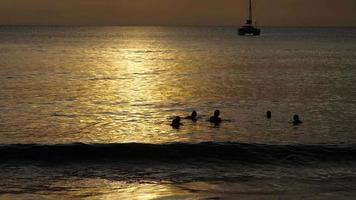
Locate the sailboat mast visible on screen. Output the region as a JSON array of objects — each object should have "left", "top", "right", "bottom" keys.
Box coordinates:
[{"left": 249, "top": 0, "right": 253, "bottom": 22}]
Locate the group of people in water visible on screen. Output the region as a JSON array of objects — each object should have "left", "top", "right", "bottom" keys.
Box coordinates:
[{"left": 171, "top": 110, "right": 303, "bottom": 129}]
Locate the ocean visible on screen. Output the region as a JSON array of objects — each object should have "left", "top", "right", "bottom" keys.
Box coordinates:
[{"left": 0, "top": 26, "right": 356, "bottom": 199}]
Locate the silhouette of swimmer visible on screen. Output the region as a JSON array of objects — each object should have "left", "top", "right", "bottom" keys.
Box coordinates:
[
  {"left": 171, "top": 116, "right": 183, "bottom": 129},
  {"left": 185, "top": 111, "right": 198, "bottom": 122},
  {"left": 209, "top": 110, "right": 222, "bottom": 125},
  {"left": 293, "top": 115, "right": 303, "bottom": 125},
  {"left": 266, "top": 111, "right": 272, "bottom": 119}
]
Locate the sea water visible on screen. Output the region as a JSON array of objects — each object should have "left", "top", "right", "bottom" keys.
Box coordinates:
[{"left": 0, "top": 27, "right": 356, "bottom": 199}]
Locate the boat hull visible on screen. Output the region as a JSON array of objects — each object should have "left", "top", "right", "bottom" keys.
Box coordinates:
[{"left": 238, "top": 26, "right": 261, "bottom": 36}]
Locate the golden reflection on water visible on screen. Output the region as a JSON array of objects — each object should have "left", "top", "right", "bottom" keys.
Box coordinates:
[
  {"left": 55, "top": 179, "right": 194, "bottom": 200},
  {"left": 50, "top": 178, "right": 254, "bottom": 199},
  {"left": 80, "top": 32, "right": 204, "bottom": 144},
  {"left": 96, "top": 183, "right": 190, "bottom": 200}
]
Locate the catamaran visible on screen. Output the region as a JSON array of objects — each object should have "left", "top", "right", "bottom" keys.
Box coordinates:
[{"left": 238, "top": 0, "right": 261, "bottom": 36}]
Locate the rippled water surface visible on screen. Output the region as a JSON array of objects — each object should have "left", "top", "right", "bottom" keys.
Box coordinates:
[
  {"left": 1, "top": 27, "right": 356, "bottom": 199},
  {"left": 1, "top": 27, "right": 356, "bottom": 144}
]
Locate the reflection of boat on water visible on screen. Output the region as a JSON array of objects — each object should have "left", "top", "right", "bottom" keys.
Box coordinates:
[{"left": 238, "top": 0, "right": 261, "bottom": 36}]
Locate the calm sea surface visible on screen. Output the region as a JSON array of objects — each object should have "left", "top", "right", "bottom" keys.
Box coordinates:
[{"left": 1, "top": 27, "right": 356, "bottom": 199}]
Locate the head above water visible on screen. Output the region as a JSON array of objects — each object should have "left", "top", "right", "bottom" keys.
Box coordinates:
[
  {"left": 267, "top": 111, "right": 272, "bottom": 118},
  {"left": 214, "top": 110, "right": 220, "bottom": 117},
  {"left": 293, "top": 115, "right": 300, "bottom": 121},
  {"left": 171, "top": 116, "right": 182, "bottom": 129},
  {"left": 192, "top": 111, "right": 197, "bottom": 118}
]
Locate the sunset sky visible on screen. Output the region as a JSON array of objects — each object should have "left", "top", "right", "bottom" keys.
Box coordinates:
[{"left": 1, "top": 0, "right": 356, "bottom": 26}]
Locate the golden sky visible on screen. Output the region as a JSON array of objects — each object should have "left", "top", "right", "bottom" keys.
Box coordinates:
[{"left": 1, "top": 0, "right": 355, "bottom": 26}]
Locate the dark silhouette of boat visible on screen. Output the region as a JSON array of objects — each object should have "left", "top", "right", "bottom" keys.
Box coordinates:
[{"left": 238, "top": 0, "right": 261, "bottom": 36}]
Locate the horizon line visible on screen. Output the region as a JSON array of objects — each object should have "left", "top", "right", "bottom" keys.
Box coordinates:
[{"left": 1, "top": 25, "right": 356, "bottom": 28}]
